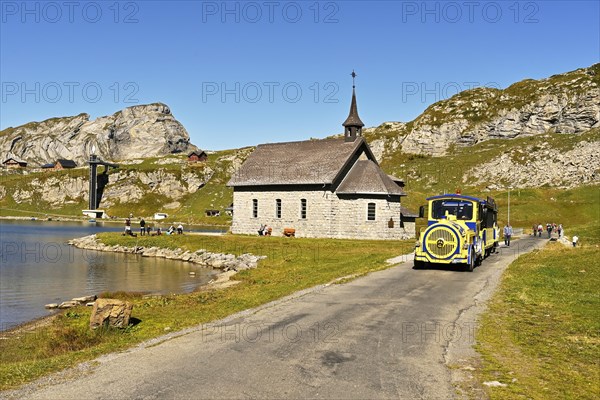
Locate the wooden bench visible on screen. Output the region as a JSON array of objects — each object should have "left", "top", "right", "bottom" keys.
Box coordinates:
[{"left": 283, "top": 228, "right": 296, "bottom": 237}]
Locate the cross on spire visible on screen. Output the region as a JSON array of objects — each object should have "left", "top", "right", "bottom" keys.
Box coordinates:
[{"left": 351, "top": 70, "right": 357, "bottom": 88}]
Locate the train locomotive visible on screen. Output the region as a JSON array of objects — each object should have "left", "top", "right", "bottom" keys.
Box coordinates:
[{"left": 414, "top": 194, "right": 499, "bottom": 271}]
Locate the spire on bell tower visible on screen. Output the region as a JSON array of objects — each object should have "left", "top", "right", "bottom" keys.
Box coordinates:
[{"left": 343, "top": 70, "right": 365, "bottom": 142}]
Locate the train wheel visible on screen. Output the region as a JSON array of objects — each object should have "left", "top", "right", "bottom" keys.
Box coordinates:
[
  {"left": 414, "top": 260, "right": 423, "bottom": 269},
  {"left": 467, "top": 250, "right": 475, "bottom": 272}
]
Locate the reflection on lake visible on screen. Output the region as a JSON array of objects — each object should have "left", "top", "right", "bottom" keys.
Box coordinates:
[{"left": 0, "top": 220, "right": 219, "bottom": 331}]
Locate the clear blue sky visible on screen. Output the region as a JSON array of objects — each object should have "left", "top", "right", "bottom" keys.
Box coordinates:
[{"left": 1, "top": 0, "right": 598, "bottom": 150}]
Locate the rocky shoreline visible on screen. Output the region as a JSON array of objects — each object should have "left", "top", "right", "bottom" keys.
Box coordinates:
[{"left": 68, "top": 234, "right": 266, "bottom": 289}]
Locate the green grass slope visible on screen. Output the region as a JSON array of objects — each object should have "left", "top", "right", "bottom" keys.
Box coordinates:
[{"left": 0, "top": 148, "right": 253, "bottom": 225}]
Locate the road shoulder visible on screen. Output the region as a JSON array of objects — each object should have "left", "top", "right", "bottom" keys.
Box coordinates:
[{"left": 444, "top": 236, "right": 548, "bottom": 398}]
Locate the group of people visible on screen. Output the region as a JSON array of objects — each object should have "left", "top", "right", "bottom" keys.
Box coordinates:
[
  {"left": 123, "top": 216, "right": 184, "bottom": 236},
  {"left": 531, "top": 222, "right": 579, "bottom": 247},
  {"left": 166, "top": 224, "right": 184, "bottom": 235},
  {"left": 258, "top": 224, "right": 272, "bottom": 236},
  {"left": 505, "top": 222, "right": 579, "bottom": 248},
  {"left": 138, "top": 218, "right": 154, "bottom": 236},
  {"left": 532, "top": 223, "right": 563, "bottom": 238}
]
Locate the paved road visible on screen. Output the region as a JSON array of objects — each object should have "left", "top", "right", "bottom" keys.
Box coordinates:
[{"left": 6, "top": 236, "right": 545, "bottom": 400}]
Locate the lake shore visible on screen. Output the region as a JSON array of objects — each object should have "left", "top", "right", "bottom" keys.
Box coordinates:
[
  {"left": 69, "top": 234, "right": 264, "bottom": 271},
  {"left": 0, "top": 210, "right": 232, "bottom": 229},
  {"left": 0, "top": 313, "right": 60, "bottom": 340},
  {"left": 0, "top": 233, "right": 411, "bottom": 390},
  {"left": 0, "top": 221, "right": 224, "bottom": 332}
]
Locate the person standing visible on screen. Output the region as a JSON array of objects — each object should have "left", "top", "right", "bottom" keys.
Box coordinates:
[
  {"left": 572, "top": 235, "right": 579, "bottom": 247},
  {"left": 558, "top": 224, "right": 563, "bottom": 238},
  {"left": 504, "top": 224, "right": 513, "bottom": 246},
  {"left": 140, "top": 218, "right": 146, "bottom": 236},
  {"left": 124, "top": 217, "right": 132, "bottom": 235},
  {"left": 537, "top": 224, "right": 543, "bottom": 237}
]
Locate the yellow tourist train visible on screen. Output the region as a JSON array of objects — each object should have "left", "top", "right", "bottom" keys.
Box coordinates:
[{"left": 414, "top": 193, "right": 499, "bottom": 271}]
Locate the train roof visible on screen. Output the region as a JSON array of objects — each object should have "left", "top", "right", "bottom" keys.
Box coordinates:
[{"left": 426, "top": 194, "right": 496, "bottom": 206}]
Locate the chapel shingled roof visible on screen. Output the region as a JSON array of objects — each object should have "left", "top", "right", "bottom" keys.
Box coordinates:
[
  {"left": 227, "top": 137, "right": 374, "bottom": 187},
  {"left": 400, "top": 206, "right": 419, "bottom": 218},
  {"left": 342, "top": 87, "right": 365, "bottom": 128},
  {"left": 336, "top": 160, "right": 406, "bottom": 196}
]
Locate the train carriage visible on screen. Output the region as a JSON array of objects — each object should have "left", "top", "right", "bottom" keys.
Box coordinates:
[{"left": 414, "top": 194, "right": 499, "bottom": 271}]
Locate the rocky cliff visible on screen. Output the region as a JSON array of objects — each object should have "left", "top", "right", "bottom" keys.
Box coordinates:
[
  {"left": 3, "top": 158, "right": 213, "bottom": 210},
  {"left": 0, "top": 147, "right": 252, "bottom": 222},
  {"left": 366, "top": 64, "right": 600, "bottom": 159},
  {"left": 0, "top": 103, "right": 199, "bottom": 166}
]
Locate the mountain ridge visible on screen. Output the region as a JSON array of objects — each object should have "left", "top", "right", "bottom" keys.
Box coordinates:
[
  {"left": 363, "top": 63, "right": 599, "bottom": 160},
  {"left": 0, "top": 103, "right": 199, "bottom": 166}
]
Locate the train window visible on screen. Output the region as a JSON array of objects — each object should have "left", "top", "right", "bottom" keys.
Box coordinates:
[
  {"left": 486, "top": 207, "right": 496, "bottom": 227},
  {"left": 431, "top": 200, "right": 473, "bottom": 220}
]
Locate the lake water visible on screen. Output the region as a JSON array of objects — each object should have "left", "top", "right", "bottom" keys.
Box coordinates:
[{"left": 0, "top": 220, "right": 221, "bottom": 331}]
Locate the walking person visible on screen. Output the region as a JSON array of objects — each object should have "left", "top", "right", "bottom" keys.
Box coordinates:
[
  {"left": 140, "top": 218, "right": 146, "bottom": 236},
  {"left": 558, "top": 224, "right": 563, "bottom": 238},
  {"left": 572, "top": 235, "right": 579, "bottom": 247},
  {"left": 537, "top": 224, "right": 543, "bottom": 237},
  {"left": 504, "top": 223, "right": 513, "bottom": 246}
]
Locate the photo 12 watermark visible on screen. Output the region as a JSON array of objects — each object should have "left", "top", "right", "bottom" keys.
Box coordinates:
[
  {"left": 200, "top": 321, "right": 340, "bottom": 344},
  {"left": 0, "top": 241, "right": 141, "bottom": 265},
  {"left": 401, "top": 81, "right": 501, "bottom": 103},
  {"left": 400, "top": 1, "right": 540, "bottom": 24},
  {"left": 200, "top": 1, "right": 340, "bottom": 24},
  {"left": 201, "top": 81, "right": 339, "bottom": 104},
  {"left": 1, "top": 1, "right": 140, "bottom": 24},
  {"left": 401, "top": 317, "right": 545, "bottom": 345},
  {"left": 1, "top": 81, "right": 140, "bottom": 104},
  {"left": 402, "top": 321, "right": 478, "bottom": 344}
]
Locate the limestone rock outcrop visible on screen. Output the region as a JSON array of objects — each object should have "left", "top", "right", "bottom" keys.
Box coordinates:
[
  {"left": 89, "top": 298, "right": 134, "bottom": 329},
  {"left": 464, "top": 138, "right": 600, "bottom": 189},
  {"left": 365, "top": 64, "right": 600, "bottom": 157},
  {"left": 1, "top": 103, "right": 199, "bottom": 165},
  {"left": 0, "top": 162, "right": 214, "bottom": 208}
]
